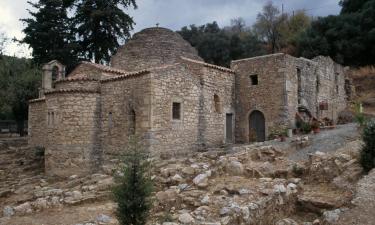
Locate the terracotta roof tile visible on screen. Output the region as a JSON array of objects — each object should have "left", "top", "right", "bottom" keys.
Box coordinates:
[{"left": 181, "top": 57, "right": 235, "bottom": 74}]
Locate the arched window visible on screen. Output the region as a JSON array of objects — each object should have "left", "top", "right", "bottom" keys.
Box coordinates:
[
  {"left": 214, "top": 94, "right": 221, "bottom": 113},
  {"left": 52, "top": 66, "right": 59, "bottom": 88},
  {"left": 129, "top": 109, "right": 136, "bottom": 135}
]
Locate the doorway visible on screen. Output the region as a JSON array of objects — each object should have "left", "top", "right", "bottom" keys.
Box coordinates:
[
  {"left": 225, "top": 113, "right": 233, "bottom": 143},
  {"left": 249, "top": 110, "right": 265, "bottom": 142}
]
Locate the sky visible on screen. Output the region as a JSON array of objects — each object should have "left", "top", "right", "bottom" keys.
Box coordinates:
[{"left": 0, "top": 0, "right": 342, "bottom": 58}]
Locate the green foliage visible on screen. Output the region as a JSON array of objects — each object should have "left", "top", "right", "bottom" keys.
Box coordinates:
[
  {"left": 297, "top": 0, "right": 375, "bottom": 66},
  {"left": 0, "top": 56, "right": 41, "bottom": 135},
  {"left": 360, "top": 120, "right": 375, "bottom": 173},
  {"left": 178, "top": 21, "right": 265, "bottom": 67},
  {"left": 354, "top": 102, "right": 367, "bottom": 126},
  {"left": 21, "top": 0, "right": 137, "bottom": 67},
  {"left": 268, "top": 126, "right": 288, "bottom": 139},
  {"left": 113, "top": 136, "right": 153, "bottom": 225},
  {"left": 21, "top": 0, "right": 79, "bottom": 70},
  {"left": 301, "top": 122, "right": 312, "bottom": 134},
  {"left": 73, "top": 0, "right": 137, "bottom": 63}
]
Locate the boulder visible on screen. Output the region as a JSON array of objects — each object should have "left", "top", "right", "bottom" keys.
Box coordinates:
[
  {"left": 276, "top": 218, "right": 298, "bottom": 225},
  {"left": 14, "top": 202, "right": 32, "bottom": 215},
  {"left": 178, "top": 213, "right": 195, "bottom": 224},
  {"left": 226, "top": 160, "right": 244, "bottom": 176},
  {"left": 3, "top": 206, "right": 14, "bottom": 217}
]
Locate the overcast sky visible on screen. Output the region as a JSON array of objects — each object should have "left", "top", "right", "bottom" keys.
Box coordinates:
[{"left": 0, "top": 0, "right": 341, "bottom": 58}]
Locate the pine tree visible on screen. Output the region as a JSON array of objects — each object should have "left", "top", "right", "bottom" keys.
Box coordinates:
[
  {"left": 21, "top": 0, "right": 78, "bottom": 70},
  {"left": 113, "top": 136, "right": 153, "bottom": 225},
  {"left": 73, "top": 0, "right": 137, "bottom": 63}
]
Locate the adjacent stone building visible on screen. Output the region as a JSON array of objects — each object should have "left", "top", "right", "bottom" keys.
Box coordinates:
[{"left": 28, "top": 27, "right": 351, "bottom": 177}]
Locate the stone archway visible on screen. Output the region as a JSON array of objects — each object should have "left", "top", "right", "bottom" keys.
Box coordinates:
[{"left": 249, "top": 110, "right": 265, "bottom": 142}]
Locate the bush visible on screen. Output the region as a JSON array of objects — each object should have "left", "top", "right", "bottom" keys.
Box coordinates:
[
  {"left": 301, "top": 122, "right": 312, "bottom": 134},
  {"left": 113, "top": 136, "right": 153, "bottom": 225},
  {"left": 360, "top": 120, "right": 375, "bottom": 173}
]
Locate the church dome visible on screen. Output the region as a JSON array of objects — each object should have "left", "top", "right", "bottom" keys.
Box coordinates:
[{"left": 110, "top": 27, "right": 203, "bottom": 71}]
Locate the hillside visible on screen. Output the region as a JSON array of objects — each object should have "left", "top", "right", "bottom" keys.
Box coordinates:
[{"left": 349, "top": 66, "right": 375, "bottom": 116}]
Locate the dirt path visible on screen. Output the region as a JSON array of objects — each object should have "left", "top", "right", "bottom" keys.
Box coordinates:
[{"left": 288, "top": 123, "right": 360, "bottom": 161}]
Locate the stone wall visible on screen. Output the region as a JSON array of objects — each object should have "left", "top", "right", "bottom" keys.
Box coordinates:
[
  {"left": 313, "top": 56, "right": 347, "bottom": 121},
  {"left": 54, "top": 79, "right": 99, "bottom": 90},
  {"left": 28, "top": 99, "right": 47, "bottom": 147},
  {"left": 44, "top": 91, "right": 101, "bottom": 177},
  {"left": 231, "top": 54, "right": 288, "bottom": 143},
  {"left": 148, "top": 61, "right": 235, "bottom": 156},
  {"left": 100, "top": 72, "right": 152, "bottom": 160}
]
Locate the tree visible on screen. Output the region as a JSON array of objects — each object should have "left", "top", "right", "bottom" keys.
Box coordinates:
[
  {"left": 253, "top": 2, "right": 287, "bottom": 53},
  {"left": 21, "top": 0, "right": 78, "bottom": 70},
  {"left": 72, "top": 0, "right": 137, "bottom": 64},
  {"left": 0, "top": 31, "right": 8, "bottom": 56},
  {"left": 297, "top": 0, "right": 375, "bottom": 66},
  {"left": 0, "top": 56, "right": 41, "bottom": 135},
  {"left": 360, "top": 120, "right": 375, "bottom": 173},
  {"left": 113, "top": 136, "right": 153, "bottom": 225}
]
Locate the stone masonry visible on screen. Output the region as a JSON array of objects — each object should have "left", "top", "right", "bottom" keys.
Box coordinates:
[{"left": 28, "top": 27, "right": 350, "bottom": 177}]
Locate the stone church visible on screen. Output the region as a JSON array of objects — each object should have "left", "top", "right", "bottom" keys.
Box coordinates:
[{"left": 28, "top": 27, "right": 350, "bottom": 177}]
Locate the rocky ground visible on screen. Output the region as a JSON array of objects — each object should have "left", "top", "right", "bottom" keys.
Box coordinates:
[{"left": 0, "top": 124, "right": 373, "bottom": 225}]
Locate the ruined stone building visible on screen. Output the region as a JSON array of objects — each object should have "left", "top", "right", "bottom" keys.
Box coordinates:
[{"left": 28, "top": 27, "right": 350, "bottom": 177}]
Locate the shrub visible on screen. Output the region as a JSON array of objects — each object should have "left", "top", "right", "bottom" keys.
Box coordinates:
[
  {"left": 301, "top": 122, "right": 312, "bottom": 134},
  {"left": 354, "top": 102, "right": 367, "bottom": 127},
  {"left": 360, "top": 120, "right": 375, "bottom": 173},
  {"left": 113, "top": 136, "right": 153, "bottom": 225}
]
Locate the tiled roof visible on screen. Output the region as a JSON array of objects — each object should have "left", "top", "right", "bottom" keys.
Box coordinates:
[
  {"left": 181, "top": 57, "right": 235, "bottom": 74},
  {"left": 29, "top": 98, "right": 46, "bottom": 103},
  {"left": 80, "top": 61, "right": 128, "bottom": 75},
  {"left": 100, "top": 70, "right": 150, "bottom": 83},
  {"left": 54, "top": 77, "right": 99, "bottom": 84},
  {"left": 44, "top": 88, "right": 100, "bottom": 95}
]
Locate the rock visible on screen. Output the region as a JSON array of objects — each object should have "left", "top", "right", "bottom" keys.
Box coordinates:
[
  {"left": 96, "top": 177, "right": 114, "bottom": 191},
  {"left": 3, "top": 206, "right": 14, "bottom": 217},
  {"left": 273, "top": 184, "right": 287, "bottom": 194},
  {"left": 156, "top": 188, "right": 179, "bottom": 205},
  {"left": 312, "top": 219, "right": 321, "bottom": 225},
  {"left": 14, "top": 202, "right": 32, "bottom": 215},
  {"left": 201, "top": 195, "right": 210, "bottom": 205},
  {"left": 226, "top": 160, "right": 244, "bottom": 175},
  {"left": 32, "top": 198, "right": 48, "bottom": 210},
  {"left": 182, "top": 166, "right": 195, "bottom": 176},
  {"left": 96, "top": 214, "right": 112, "bottom": 223},
  {"left": 221, "top": 216, "right": 231, "bottom": 225},
  {"left": 162, "top": 223, "right": 179, "bottom": 225},
  {"left": 193, "top": 173, "right": 209, "bottom": 188},
  {"left": 323, "top": 209, "right": 342, "bottom": 224},
  {"left": 178, "top": 213, "right": 195, "bottom": 224},
  {"left": 276, "top": 218, "right": 298, "bottom": 225},
  {"left": 69, "top": 174, "right": 78, "bottom": 179},
  {"left": 172, "top": 174, "right": 183, "bottom": 183},
  {"left": 286, "top": 183, "right": 298, "bottom": 195}
]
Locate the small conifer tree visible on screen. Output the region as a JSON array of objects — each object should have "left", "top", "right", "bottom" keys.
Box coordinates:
[
  {"left": 360, "top": 120, "right": 375, "bottom": 173},
  {"left": 113, "top": 136, "right": 153, "bottom": 225}
]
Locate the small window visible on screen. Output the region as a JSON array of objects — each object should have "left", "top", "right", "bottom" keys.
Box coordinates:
[
  {"left": 214, "top": 94, "right": 221, "bottom": 113},
  {"left": 108, "top": 112, "right": 113, "bottom": 129},
  {"left": 172, "top": 102, "right": 181, "bottom": 120},
  {"left": 250, "top": 75, "right": 258, "bottom": 85}
]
